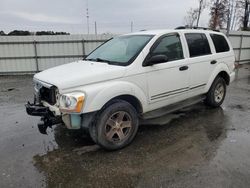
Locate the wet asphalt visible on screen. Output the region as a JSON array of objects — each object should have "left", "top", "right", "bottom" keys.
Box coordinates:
[{"left": 0, "top": 64, "right": 250, "bottom": 188}]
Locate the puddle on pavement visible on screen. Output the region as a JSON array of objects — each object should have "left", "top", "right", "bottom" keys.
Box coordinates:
[
  {"left": 33, "top": 104, "right": 230, "bottom": 187},
  {"left": 1, "top": 64, "right": 249, "bottom": 187}
]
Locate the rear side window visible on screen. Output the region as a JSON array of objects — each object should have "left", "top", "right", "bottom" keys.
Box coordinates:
[
  {"left": 185, "top": 33, "right": 211, "bottom": 57},
  {"left": 210, "top": 34, "right": 230, "bottom": 53}
]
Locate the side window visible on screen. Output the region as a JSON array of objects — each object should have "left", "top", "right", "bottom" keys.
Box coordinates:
[
  {"left": 210, "top": 34, "right": 230, "bottom": 53},
  {"left": 185, "top": 33, "right": 211, "bottom": 57},
  {"left": 151, "top": 34, "right": 184, "bottom": 61}
]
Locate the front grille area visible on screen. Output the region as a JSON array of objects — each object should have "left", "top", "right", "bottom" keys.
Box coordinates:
[{"left": 40, "top": 86, "right": 57, "bottom": 105}]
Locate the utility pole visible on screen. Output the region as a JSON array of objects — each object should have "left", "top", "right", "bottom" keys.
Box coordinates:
[
  {"left": 226, "top": 0, "right": 233, "bottom": 36},
  {"left": 86, "top": 0, "right": 90, "bottom": 34},
  {"left": 130, "top": 21, "right": 133, "bottom": 32},
  {"left": 95, "top": 21, "right": 97, "bottom": 35},
  {"left": 196, "top": 0, "right": 203, "bottom": 27}
]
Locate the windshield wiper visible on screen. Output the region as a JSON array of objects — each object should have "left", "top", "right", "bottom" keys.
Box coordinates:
[
  {"left": 96, "top": 58, "right": 111, "bottom": 63},
  {"left": 85, "top": 58, "right": 111, "bottom": 64},
  {"left": 84, "top": 58, "right": 96, "bottom": 62}
]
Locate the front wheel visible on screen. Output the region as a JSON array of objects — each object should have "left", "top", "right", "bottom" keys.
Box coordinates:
[
  {"left": 205, "top": 77, "right": 227, "bottom": 107},
  {"left": 90, "top": 100, "right": 139, "bottom": 150}
]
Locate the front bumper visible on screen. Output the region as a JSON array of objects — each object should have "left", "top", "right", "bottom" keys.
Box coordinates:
[
  {"left": 25, "top": 102, "right": 50, "bottom": 116},
  {"left": 25, "top": 102, "right": 62, "bottom": 134},
  {"left": 26, "top": 99, "right": 96, "bottom": 134}
]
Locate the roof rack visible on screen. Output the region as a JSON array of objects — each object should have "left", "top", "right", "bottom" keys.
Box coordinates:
[{"left": 175, "top": 26, "right": 220, "bottom": 32}]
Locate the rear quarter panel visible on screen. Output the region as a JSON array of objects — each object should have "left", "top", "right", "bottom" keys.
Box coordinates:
[{"left": 204, "top": 62, "right": 231, "bottom": 92}]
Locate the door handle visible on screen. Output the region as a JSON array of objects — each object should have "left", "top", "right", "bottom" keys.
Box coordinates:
[
  {"left": 210, "top": 60, "right": 217, "bottom": 64},
  {"left": 179, "top": 66, "right": 189, "bottom": 71}
]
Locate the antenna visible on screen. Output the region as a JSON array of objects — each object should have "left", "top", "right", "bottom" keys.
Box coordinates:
[{"left": 86, "top": 0, "right": 90, "bottom": 34}]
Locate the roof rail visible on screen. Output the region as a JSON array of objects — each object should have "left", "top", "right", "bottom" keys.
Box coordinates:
[{"left": 175, "top": 26, "right": 220, "bottom": 32}]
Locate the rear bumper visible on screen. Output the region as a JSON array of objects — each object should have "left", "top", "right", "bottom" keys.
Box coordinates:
[{"left": 229, "top": 71, "right": 236, "bottom": 83}]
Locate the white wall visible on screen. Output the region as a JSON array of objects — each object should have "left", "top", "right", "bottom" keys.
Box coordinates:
[
  {"left": 226, "top": 31, "right": 250, "bottom": 64},
  {"left": 0, "top": 31, "right": 249, "bottom": 74},
  {"left": 0, "top": 34, "right": 114, "bottom": 74}
]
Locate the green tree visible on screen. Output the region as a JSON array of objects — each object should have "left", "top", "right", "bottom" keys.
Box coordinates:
[
  {"left": 8, "top": 30, "right": 31, "bottom": 36},
  {"left": 36, "top": 31, "right": 70, "bottom": 35},
  {"left": 0, "top": 31, "right": 6, "bottom": 36}
]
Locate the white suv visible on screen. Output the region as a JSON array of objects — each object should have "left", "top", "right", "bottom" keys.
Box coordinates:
[{"left": 26, "top": 29, "right": 236, "bottom": 150}]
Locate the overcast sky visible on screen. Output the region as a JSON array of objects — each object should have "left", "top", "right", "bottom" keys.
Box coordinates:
[{"left": 0, "top": 0, "right": 210, "bottom": 34}]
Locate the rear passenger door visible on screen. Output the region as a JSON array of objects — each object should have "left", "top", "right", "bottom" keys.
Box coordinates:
[
  {"left": 209, "top": 33, "right": 234, "bottom": 71},
  {"left": 184, "top": 33, "right": 215, "bottom": 93}
]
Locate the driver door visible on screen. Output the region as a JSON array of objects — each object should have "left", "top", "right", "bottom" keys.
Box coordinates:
[{"left": 145, "top": 33, "right": 189, "bottom": 105}]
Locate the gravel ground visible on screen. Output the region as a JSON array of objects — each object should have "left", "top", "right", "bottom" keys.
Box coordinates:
[{"left": 0, "top": 64, "right": 249, "bottom": 188}]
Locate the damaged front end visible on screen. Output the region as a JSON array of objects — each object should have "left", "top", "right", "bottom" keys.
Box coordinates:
[
  {"left": 25, "top": 79, "right": 92, "bottom": 134},
  {"left": 25, "top": 79, "right": 62, "bottom": 134},
  {"left": 25, "top": 102, "right": 62, "bottom": 134}
]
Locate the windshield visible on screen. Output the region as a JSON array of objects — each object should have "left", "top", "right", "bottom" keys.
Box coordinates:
[{"left": 85, "top": 35, "right": 153, "bottom": 66}]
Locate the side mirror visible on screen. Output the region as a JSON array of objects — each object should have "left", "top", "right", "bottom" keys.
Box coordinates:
[{"left": 144, "top": 54, "right": 168, "bottom": 66}]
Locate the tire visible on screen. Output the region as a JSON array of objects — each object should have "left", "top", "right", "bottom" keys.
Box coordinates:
[
  {"left": 89, "top": 100, "right": 139, "bottom": 150},
  {"left": 88, "top": 122, "right": 97, "bottom": 144},
  {"left": 205, "top": 76, "right": 227, "bottom": 107}
]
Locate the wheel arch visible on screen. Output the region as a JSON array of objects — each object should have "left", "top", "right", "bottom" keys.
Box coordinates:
[
  {"left": 103, "top": 95, "right": 143, "bottom": 114},
  {"left": 217, "top": 71, "right": 230, "bottom": 85},
  {"left": 205, "top": 64, "right": 231, "bottom": 92},
  {"left": 82, "top": 81, "right": 148, "bottom": 114}
]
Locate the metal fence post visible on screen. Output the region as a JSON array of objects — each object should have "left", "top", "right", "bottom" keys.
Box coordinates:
[
  {"left": 82, "top": 39, "right": 86, "bottom": 59},
  {"left": 238, "top": 34, "right": 243, "bottom": 64},
  {"left": 33, "top": 40, "right": 39, "bottom": 72}
]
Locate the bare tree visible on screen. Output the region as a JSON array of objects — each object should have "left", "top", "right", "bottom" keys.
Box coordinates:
[
  {"left": 184, "top": 8, "right": 199, "bottom": 27},
  {"left": 230, "top": 0, "right": 241, "bottom": 30},
  {"left": 242, "top": 0, "right": 250, "bottom": 30},
  {"left": 232, "top": 0, "right": 250, "bottom": 30},
  {"left": 226, "top": 0, "right": 234, "bottom": 35},
  {"left": 184, "top": 0, "right": 207, "bottom": 27},
  {"left": 210, "top": 0, "right": 250, "bottom": 31},
  {"left": 209, "top": 0, "right": 229, "bottom": 29},
  {"left": 225, "top": 0, "right": 247, "bottom": 30}
]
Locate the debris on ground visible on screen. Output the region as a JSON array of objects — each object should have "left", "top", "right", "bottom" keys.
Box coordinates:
[
  {"left": 73, "top": 145, "right": 100, "bottom": 155},
  {"left": 1, "top": 88, "right": 16, "bottom": 92}
]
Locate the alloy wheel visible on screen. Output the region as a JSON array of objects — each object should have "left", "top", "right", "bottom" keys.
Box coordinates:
[
  {"left": 214, "top": 83, "right": 225, "bottom": 103},
  {"left": 104, "top": 111, "right": 132, "bottom": 142}
]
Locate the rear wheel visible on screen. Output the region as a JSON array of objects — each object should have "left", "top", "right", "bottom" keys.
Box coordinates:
[
  {"left": 205, "top": 77, "right": 226, "bottom": 107},
  {"left": 89, "top": 100, "right": 139, "bottom": 150}
]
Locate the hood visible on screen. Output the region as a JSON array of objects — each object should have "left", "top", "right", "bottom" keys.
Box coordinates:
[{"left": 34, "top": 60, "right": 127, "bottom": 89}]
